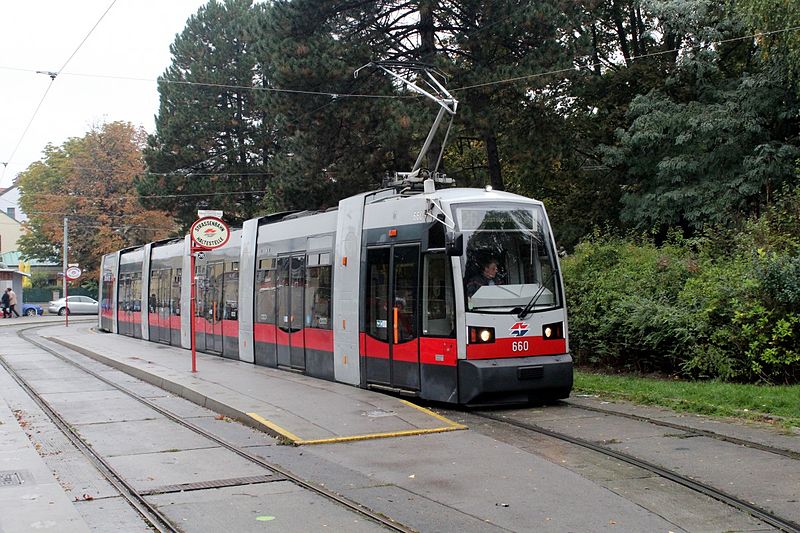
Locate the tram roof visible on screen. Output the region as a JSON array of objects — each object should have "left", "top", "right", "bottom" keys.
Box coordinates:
[{"left": 370, "top": 186, "right": 545, "bottom": 207}]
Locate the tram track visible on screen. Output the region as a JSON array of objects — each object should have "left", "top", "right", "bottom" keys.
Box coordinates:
[
  {"left": 468, "top": 408, "right": 800, "bottom": 533},
  {"left": 563, "top": 399, "right": 800, "bottom": 460},
  {"left": 4, "top": 323, "right": 416, "bottom": 533}
]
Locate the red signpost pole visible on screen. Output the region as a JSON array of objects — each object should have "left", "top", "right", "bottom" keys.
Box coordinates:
[
  {"left": 188, "top": 215, "right": 230, "bottom": 374},
  {"left": 64, "top": 278, "right": 69, "bottom": 328},
  {"left": 190, "top": 248, "right": 197, "bottom": 373}
]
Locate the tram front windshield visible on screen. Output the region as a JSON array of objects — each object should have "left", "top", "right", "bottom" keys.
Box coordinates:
[{"left": 454, "top": 203, "right": 560, "bottom": 313}]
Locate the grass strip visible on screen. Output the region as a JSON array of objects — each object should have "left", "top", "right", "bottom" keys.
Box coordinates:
[{"left": 574, "top": 371, "right": 800, "bottom": 430}]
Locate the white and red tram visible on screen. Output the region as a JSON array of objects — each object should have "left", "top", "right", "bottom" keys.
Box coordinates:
[{"left": 99, "top": 181, "right": 572, "bottom": 405}]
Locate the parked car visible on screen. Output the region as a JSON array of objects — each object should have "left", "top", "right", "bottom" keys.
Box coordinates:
[
  {"left": 21, "top": 303, "right": 43, "bottom": 316},
  {"left": 48, "top": 296, "right": 99, "bottom": 316}
]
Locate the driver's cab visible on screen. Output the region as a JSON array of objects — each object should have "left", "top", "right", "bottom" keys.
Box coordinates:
[{"left": 453, "top": 202, "right": 560, "bottom": 313}]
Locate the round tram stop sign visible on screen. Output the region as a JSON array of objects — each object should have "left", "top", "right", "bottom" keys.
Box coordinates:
[
  {"left": 65, "top": 266, "right": 82, "bottom": 281},
  {"left": 190, "top": 216, "right": 231, "bottom": 250}
]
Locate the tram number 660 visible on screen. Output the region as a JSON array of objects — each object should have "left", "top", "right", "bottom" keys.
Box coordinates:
[{"left": 512, "top": 341, "right": 529, "bottom": 352}]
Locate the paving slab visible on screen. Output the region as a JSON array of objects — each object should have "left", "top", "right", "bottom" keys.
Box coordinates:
[
  {"left": 0, "top": 389, "right": 90, "bottom": 533},
  {"left": 568, "top": 395, "right": 800, "bottom": 453},
  {"left": 147, "top": 482, "right": 388, "bottom": 532},
  {"left": 75, "top": 495, "right": 152, "bottom": 533},
  {"left": 106, "top": 447, "right": 271, "bottom": 493},
  {"left": 39, "top": 389, "right": 158, "bottom": 425},
  {"left": 301, "top": 431, "right": 683, "bottom": 532},
  {"left": 75, "top": 418, "right": 217, "bottom": 457}
]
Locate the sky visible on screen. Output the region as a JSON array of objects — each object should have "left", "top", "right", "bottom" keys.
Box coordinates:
[{"left": 0, "top": 0, "right": 210, "bottom": 189}]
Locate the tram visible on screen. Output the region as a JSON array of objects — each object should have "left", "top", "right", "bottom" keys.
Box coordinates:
[
  {"left": 98, "top": 63, "right": 571, "bottom": 405},
  {"left": 99, "top": 179, "right": 572, "bottom": 405}
]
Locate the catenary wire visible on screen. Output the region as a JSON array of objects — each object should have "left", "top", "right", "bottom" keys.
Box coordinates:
[
  {"left": 57, "top": 0, "right": 118, "bottom": 74},
  {"left": 2, "top": 24, "right": 797, "bottom": 98},
  {"left": 0, "top": 0, "right": 117, "bottom": 178},
  {"left": 451, "top": 24, "right": 800, "bottom": 92},
  {"left": 4, "top": 22, "right": 800, "bottom": 193}
]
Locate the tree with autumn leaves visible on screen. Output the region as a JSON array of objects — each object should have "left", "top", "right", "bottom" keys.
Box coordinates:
[{"left": 16, "top": 122, "right": 176, "bottom": 282}]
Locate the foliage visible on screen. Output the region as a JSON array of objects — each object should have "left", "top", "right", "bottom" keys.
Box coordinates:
[
  {"left": 601, "top": 5, "right": 800, "bottom": 234},
  {"left": 29, "top": 272, "right": 51, "bottom": 288},
  {"left": 564, "top": 192, "right": 800, "bottom": 384},
  {"left": 737, "top": 0, "right": 800, "bottom": 89},
  {"left": 140, "top": 0, "right": 271, "bottom": 228},
  {"left": 563, "top": 234, "right": 700, "bottom": 374},
  {"left": 17, "top": 122, "right": 176, "bottom": 280}
]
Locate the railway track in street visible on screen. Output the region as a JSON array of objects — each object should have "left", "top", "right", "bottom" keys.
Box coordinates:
[
  {"left": 2, "top": 323, "right": 415, "bottom": 533},
  {"left": 564, "top": 400, "right": 800, "bottom": 460},
  {"left": 467, "top": 405, "right": 800, "bottom": 533}
]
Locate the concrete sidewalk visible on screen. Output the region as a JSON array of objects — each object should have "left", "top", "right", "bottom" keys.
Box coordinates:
[
  {"left": 14, "top": 322, "right": 766, "bottom": 532},
  {"left": 46, "top": 324, "right": 465, "bottom": 445},
  {"left": 0, "top": 359, "right": 91, "bottom": 532}
]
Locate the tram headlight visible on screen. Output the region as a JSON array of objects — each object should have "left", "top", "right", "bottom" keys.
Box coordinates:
[
  {"left": 468, "top": 326, "right": 495, "bottom": 344},
  {"left": 542, "top": 321, "right": 563, "bottom": 340}
]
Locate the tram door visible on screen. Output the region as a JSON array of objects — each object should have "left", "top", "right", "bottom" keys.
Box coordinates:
[
  {"left": 363, "top": 245, "right": 420, "bottom": 391},
  {"left": 197, "top": 262, "right": 224, "bottom": 354},
  {"left": 276, "top": 255, "right": 306, "bottom": 370}
]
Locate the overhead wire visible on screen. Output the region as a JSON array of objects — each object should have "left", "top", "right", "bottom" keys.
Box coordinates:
[
  {"left": 2, "top": 23, "right": 797, "bottom": 99},
  {"left": 0, "top": 0, "right": 118, "bottom": 182},
  {"left": 6, "top": 21, "right": 800, "bottom": 212},
  {"left": 451, "top": 24, "right": 800, "bottom": 92},
  {"left": 26, "top": 189, "right": 272, "bottom": 201}
]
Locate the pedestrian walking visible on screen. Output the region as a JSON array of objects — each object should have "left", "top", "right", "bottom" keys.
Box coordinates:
[
  {"left": 7, "top": 288, "right": 19, "bottom": 317},
  {"left": 1, "top": 289, "right": 9, "bottom": 318}
]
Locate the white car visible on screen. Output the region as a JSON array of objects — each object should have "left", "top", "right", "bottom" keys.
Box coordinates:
[{"left": 48, "top": 296, "right": 99, "bottom": 316}]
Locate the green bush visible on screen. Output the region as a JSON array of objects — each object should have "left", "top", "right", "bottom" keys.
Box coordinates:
[
  {"left": 563, "top": 235, "right": 699, "bottom": 373},
  {"left": 756, "top": 252, "right": 800, "bottom": 309},
  {"left": 563, "top": 228, "right": 800, "bottom": 384}
]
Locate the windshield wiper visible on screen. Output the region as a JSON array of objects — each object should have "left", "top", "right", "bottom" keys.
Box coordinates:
[{"left": 517, "top": 269, "right": 557, "bottom": 320}]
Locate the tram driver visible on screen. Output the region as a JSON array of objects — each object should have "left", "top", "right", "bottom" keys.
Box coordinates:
[{"left": 466, "top": 258, "right": 502, "bottom": 297}]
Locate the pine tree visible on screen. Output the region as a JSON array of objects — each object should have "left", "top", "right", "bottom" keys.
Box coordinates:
[{"left": 139, "top": 0, "right": 271, "bottom": 228}]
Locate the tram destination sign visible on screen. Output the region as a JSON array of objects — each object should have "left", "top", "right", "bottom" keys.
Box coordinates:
[{"left": 191, "top": 216, "right": 231, "bottom": 250}]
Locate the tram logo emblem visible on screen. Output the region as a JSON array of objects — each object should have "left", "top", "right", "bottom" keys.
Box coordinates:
[{"left": 510, "top": 322, "right": 529, "bottom": 337}]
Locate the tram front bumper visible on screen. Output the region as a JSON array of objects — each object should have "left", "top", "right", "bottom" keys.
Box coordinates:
[{"left": 458, "top": 354, "right": 573, "bottom": 405}]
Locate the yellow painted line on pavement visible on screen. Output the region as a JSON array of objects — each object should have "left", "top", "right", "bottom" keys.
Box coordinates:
[
  {"left": 297, "top": 425, "right": 464, "bottom": 445},
  {"left": 246, "top": 412, "right": 303, "bottom": 443},
  {"left": 249, "top": 400, "right": 467, "bottom": 446},
  {"left": 399, "top": 399, "right": 468, "bottom": 429}
]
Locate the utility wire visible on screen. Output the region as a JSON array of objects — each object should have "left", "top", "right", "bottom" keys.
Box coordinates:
[
  {"left": 452, "top": 24, "right": 800, "bottom": 92},
  {"left": 4, "top": 21, "right": 800, "bottom": 192},
  {"left": 0, "top": 80, "right": 56, "bottom": 183},
  {"left": 3, "top": 24, "right": 797, "bottom": 99},
  {"left": 58, "top": 0, "right": 118, "bottom": 73},
  {"left": 0, "top": 0, "right": 117, "bottom": 179},
  {"left": 26, "top": 189, "right": 271, "bottom": 200}
]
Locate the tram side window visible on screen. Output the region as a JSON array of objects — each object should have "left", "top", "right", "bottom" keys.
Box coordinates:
[
  {"left": 195, "top": 264, "right": 205, "bottom": 318},
  {"left": 223, "top": 262, "right": 239, "bottom": 320},
  {"left": 131, "top": 272, "right": 142, "bottom": 312},
  {"left": 276, "top": 257, "right": 291, "bottom": 329},
  {"left": 423, "top": 253, "right": 455, "bottom": 337},
  {"left": 290, "top": 256, "right": 306, "bottom": 332},
  {"left": 118, "top": 274, "right": 128, "bottom": 311},
  {"left": 102, "top": 269, "right": 114, "bottom": 314},
  {"left": 148, "top": 270, "right": 159, "bottom": 313},
  {"left": 306, "top": 254, "right": 332, "bottom": 330},
  {"left": 366, "top": 249, "right": 390, "bottom": 341},
  {"left": 255, "top": 258, "right": 276, "bottom": 324},
  {"left": 172, "top": 269, "right": 181, "bottom": 316},
  {"left": 207, "top": 262, "right": 224, "bottom": 322}
]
